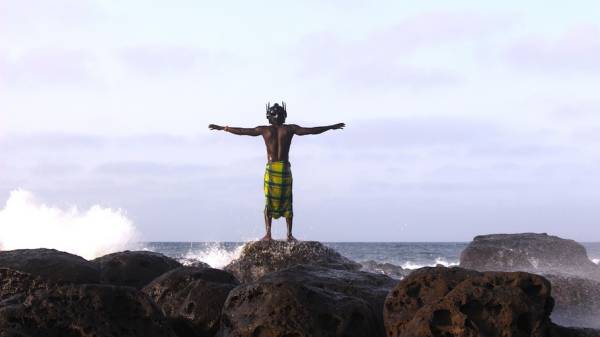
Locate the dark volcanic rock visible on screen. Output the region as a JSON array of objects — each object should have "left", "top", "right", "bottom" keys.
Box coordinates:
[
  {"left": 384, "top": 266, "right": 555, "bottom": 337},
  {"left": 143, "top": 266, "right": 239, "bottom": 337},
  {"left": 0, "top": 283, "right": 177, "bottom": 337},
  {"left": 459, "top": 233, "right": 600, "bottom": 279},
  {"left": 0, "top": 268, "right": 50, "bottom": 304},
  {"left": 550, "top": 325, "right": 600, "bottom": 337},
  {"left": 224, "top": 240, "right": 361, "bottom": 283},
  {"left": 93, "top": 250, "right": 181, "bottom": 289},
  {"left": 220, "top": 264, "right": 396, "bottom": 337},
  {"left": 360, "top": 260, "right": 411, "bottom": 279},
  {"left": 545, "top": 274, "right": 600, "bottom": 329},
  {"left": 0, "top": 248, "right": 99, "bottom": 284},
  {"left": 178, "top": 257, "right": 211, "bottom": 268}
]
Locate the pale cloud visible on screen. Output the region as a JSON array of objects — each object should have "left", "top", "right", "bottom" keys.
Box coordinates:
[
  {"left": 118, "top": 46, "right": 212, "bottom": 77},
  {"left": 95, "top": 161, "right": 209, "bottom": 176},
  {"left": 0, "top": 0, "right": 103, "bottom": 33},
  {"left": 294, "top": 10, "right": 512, "bottom": 89},
  {"left": 0, "top": 49, "right": 95, "bottom": 88},
  {"left": 507, "top": 25, "right": 600, "bottom": 74}
]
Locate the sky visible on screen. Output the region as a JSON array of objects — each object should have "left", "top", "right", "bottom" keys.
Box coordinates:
[{"left": 1, "top": 0, "right": 600, "bottom": 242}]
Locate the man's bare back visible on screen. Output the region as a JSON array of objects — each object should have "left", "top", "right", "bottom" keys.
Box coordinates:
[{"left": 208, "top": 102, "right": 344, "bottom": 241}]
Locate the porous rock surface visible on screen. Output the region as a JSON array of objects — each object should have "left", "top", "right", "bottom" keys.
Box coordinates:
[
  {"left": 0, "top": 268, "right": 50, "bottom": 304},
  {"left": 0, "top": 248, "right": 99, "bottom": 284},
  {"left": 460, "top": 233, "right": 600, "bottom": 329},
  {"left": 224, "top": 240, "right": 361, "bottom": 283},
  {"left": 143, "top": 266, "right": 239, "bottom": 337},
  {"left": 384, "top": 266, "right": 555, "bottom": 337},
  {"left": 93, "top": 250, "right": 181, "bottom": 289},
  {"left": 220, "top": 264, "right": 396, "bottom": 337},
  {"left": 459, "top": 233, "right": 600, "bottom": 279},
  {"left": 0, "top": 283, "right": 177, "bottom": 337}
]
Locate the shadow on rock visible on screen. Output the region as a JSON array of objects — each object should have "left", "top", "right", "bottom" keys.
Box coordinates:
[
  {"left": 143, "top": 266, "right": 239, "bottom": 337},
  {"left": 93, "top": 250, "right": 181, "bottom": 289},
  {"left": 220, "top": 264, "right": 396, "bottom": 337},
  {"left": 0, "top": 283, "right": 177, "bottom": 337},
  {"left": 0, "top": 248, "right": 99, "bottom": 284}
]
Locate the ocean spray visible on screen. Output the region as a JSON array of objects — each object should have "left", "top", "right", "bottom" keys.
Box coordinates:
[{"left": 0, "top": 189, "right": 138, "bottom": 260}]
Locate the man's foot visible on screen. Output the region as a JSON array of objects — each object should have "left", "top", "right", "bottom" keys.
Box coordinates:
[
  {"left": 261, "top": 234, "right": 272, "bottom": 241},
  {"left": 287, "top": 235, "right": 297, "bottom": 242}
]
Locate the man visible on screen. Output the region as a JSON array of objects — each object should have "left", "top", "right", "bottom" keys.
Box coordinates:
[{"left": 209, "top": 102, "right": 345, "bottom": 241}]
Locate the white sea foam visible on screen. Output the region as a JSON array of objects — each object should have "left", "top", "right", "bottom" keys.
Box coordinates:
[
  {"left": 181, "top": 243, "right": 245, "bottom": 269},
  {"left": 401, "top": 257, "right": 459, "bottom": 270},
  {"left": 593, "top": 258, "right": 600, "bottom": 265},
  {"left": 0, "top": 189, "right": 138, "bottom": 260}
]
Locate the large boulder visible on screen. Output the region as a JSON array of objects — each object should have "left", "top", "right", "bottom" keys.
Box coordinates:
[
  {"left": 220, "top": 264, "right": 396, "bottom": 337},
  {"left": 143, "top": 266, "right": 239, "bottom": 337},
  {"left": 93, "top": 250, "right": 181, "bottom": 289},
  {"left": 384, "top": 266, "right": 555, "bottom": 337},
  {"left": 0, "top": 283, "right": 177, "bottom": 337},
  {"left": 459, "top": 233, "right": 600, "bottom": 279},
  {"left": 224, "top": 240, "right": 361, "bottom": 283},
  {"left": 0, "top": 249, "right": 99, "bottom": 284},
  {"left": 545, "top": 274, "right": 600, "bottom": 329}
]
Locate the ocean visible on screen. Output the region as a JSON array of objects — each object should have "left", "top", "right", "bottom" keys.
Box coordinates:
[{"left": 140, "top": 241, "right": 600, "bottom": 270}]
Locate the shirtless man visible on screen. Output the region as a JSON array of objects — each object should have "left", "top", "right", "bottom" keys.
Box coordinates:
[{"left": 209, "top": 102, "right": 345, "bottom": 241}]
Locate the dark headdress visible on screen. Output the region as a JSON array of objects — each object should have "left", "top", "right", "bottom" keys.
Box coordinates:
[{"left": 266, "top": 101, "right": 287, "bottom": 120}]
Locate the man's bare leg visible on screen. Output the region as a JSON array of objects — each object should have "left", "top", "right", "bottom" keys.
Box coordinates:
[
  {"left": 286, "top": 216, "right": 296, "bottom": 242},
  {"left": 262, "top": 208, "right": 272, "bottom": 241}
]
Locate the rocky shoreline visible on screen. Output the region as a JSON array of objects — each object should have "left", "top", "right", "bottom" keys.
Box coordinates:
[{"left": 1, "top": 234, "right": 599, "bottom": 337}]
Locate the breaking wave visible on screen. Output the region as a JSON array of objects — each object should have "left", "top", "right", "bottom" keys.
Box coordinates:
[
  {"left": 593, "top": 258, "right": 599, "bottom": 265},
  {"left": 0, "top": 189, "right": 138, "bottom": 260},
  {"left": 179, "top": 243, "right": 245, "bottom": 269},
  {"left": 400, "top": 257, "right": 459, "bottom": 270}
]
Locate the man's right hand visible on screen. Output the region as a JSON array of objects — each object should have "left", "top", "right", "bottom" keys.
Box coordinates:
[
  {"left": 209, "top": 124, "right": 224, "bottom": 131},
  {"left": 331, "top": 123, "right": 346, "bottom": 130}
]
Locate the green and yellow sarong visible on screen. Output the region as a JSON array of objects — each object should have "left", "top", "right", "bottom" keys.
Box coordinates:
[{"left": 264, "top": 161, "right": 293, "bottom": 219}]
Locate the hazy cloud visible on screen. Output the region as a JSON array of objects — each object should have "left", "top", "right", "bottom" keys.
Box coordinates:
[
  {"left": 119, "top": 46, "right": 212, "bottom": 77},
  {"left": 95, "top": 161, "right": 209, "bottom": 176},
  {"left": 0, "top": 49, "right": 95, "bottom": 88},
  {"left": 295, "top": 10, "right": 512, "bottom": 89},
  {"left": 507, "top": 25, "right": 600, "bottom": 74}
]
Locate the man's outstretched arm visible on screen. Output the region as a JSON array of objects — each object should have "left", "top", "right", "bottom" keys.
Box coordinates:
[
  {"left": 292, "top": 123, "right": 345, "bottom": 136},
  {"left": 208, "top": 124, "right": 263, "bottom": 136}
]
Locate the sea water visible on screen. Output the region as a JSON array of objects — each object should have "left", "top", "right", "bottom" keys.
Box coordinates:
[{"left": 140, "top": 241, "right": 600, "bottom": 270}]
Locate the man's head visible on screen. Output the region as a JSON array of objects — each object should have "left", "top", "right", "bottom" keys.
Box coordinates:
[{"left": 266, "top": 102, "right": 287, "bottom": 125}]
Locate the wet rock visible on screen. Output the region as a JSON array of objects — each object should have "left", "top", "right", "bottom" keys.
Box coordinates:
[
  {"left": 178, "top": 258, "right": 211, "bottom": 268},
  {"left": 224, "top": 240, "right": 361, "bottom": 283},
  {"left": 143, "top": 266, "right": 239, "bottom": 337},
  {"left": 220, "top": 264, "right": 396, "bottom": 337},
  {"left": 93, "top": 250, "right": 181, "bottom": 289},
  {"left": 0, "top": 283, "right": 177, "bottom": 337},
  {"left": 459, "top": 233, "right": 600, "bottom": 279},
  {"left": 384, "top": 266, "right": 555, "bottom": 337},
  {"left": 0, "top": 249, "right": 99, "bottom": 284},
  {"left": 545, "top": 274, "right": 600, "bottom": 329},
  {"left": 360, "top": 260, "right": 411, "bottom": 279}
]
